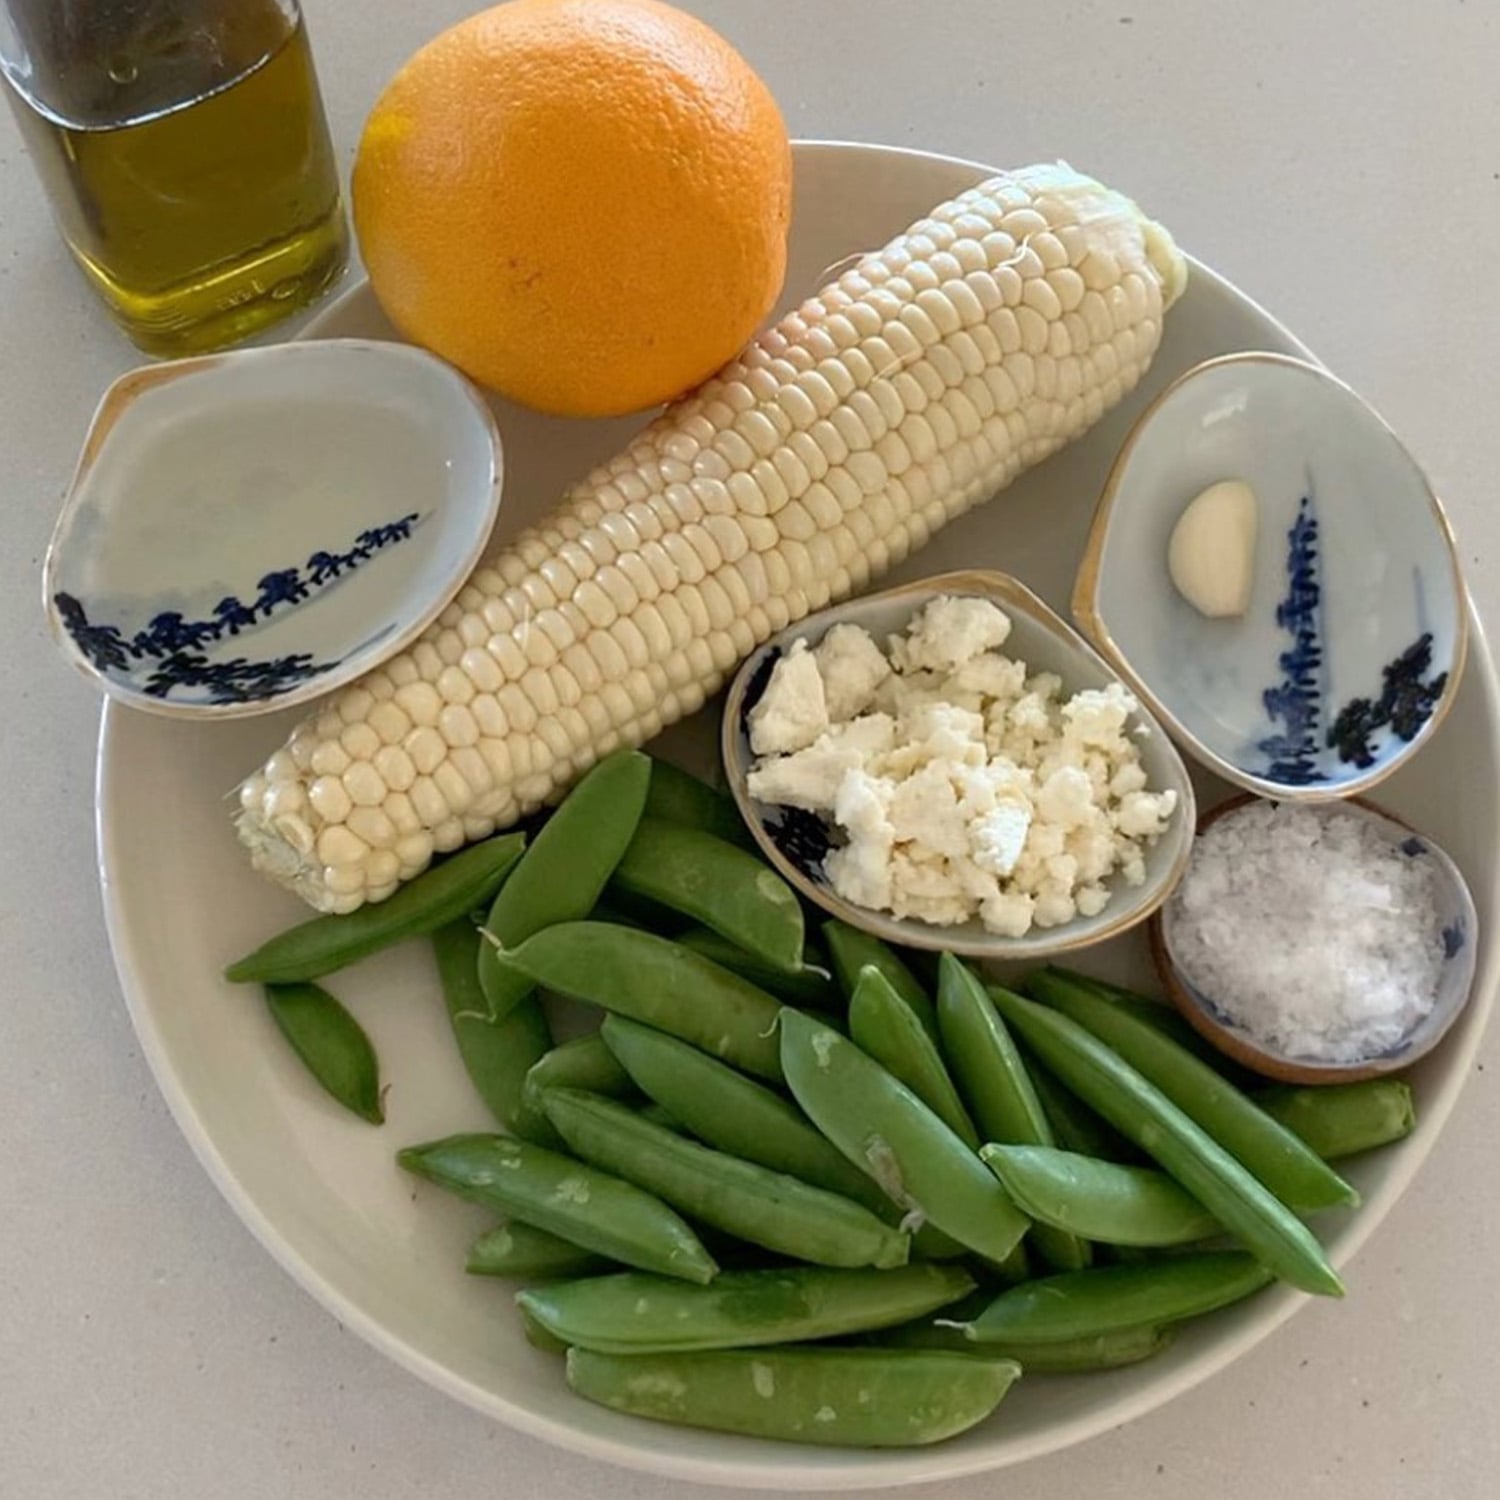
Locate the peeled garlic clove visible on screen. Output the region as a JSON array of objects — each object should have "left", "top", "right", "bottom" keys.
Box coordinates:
[{"left": 1167, "top": 479, "right": 1259, "bottom": 618}]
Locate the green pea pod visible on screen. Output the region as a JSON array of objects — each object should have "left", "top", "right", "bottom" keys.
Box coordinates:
[
  {"left": 877, "top": 1303, "right": 1176, "bottom": 1371},
  {"left": 599, "top": 1015, "right": 898, "bottom": 1222},
  {"left": 432, "top": 920, "right": 553, "bottom": 1142},
  {"left": 980, "top": 1145, "right": 1219, "bottom": 1248},
  {"left": 1255, "top": 1079, "right": 1416, "bottom": 1161},
  {"left": 226, "top": 832, "right": 527, "bottom": 983},
  {"left": 523, "top": 1033, "right": 635, "bottom": 1114},
  {"left": 1025, "top": 971, "right": 1358, "bottom": 1214},
  {"left": 609, "top": 819, "right": 805, "bottom": 974},
  {"left": 963, "top": 1251, "right": 1274, "bottom": 1345},
  {"left": 644, "top": 758, "right": 756, "bottom": 849},
  {"left": 936, "top": 956, "right": 1090, "bottom": 1272},
  {"left": 988, "top": 988, "right": 1343, "bottom": 1297},
  {"left": 476, "top": 752, "right": 651, "bottom": 1021},
  {"left": 1025, "top": 1055, "right": 1139, "bottom": 1164},
  {"left": 521, "top": 1309, "right": 569, "bottom": 1355},
  {"left": 822, "top": 921, "right": 938, "bottom": 1040},
  {"left": 676, "top": 926, "right": 841, "bottom": 1010},
  {"left": 520, "top": 1263, "right": 974, "bottom": 1354},
  {"left": 399, "top": 1133, "right": 717, "bottom": 1284},
  {"left": 566, "top": 1345, "right": 1022, "bottom": 1447},
  {"left": 541, "top": 1089, "right": 909, "bottom": 1270},
  {"left": 467, "top": 1222, "right": 611, "bottom": 1279},
  {"left": 779, "top": 1010, "right": 1029, "bottom": 1266},
  {"left": 263, "top": 981, "right": 383, "bottom": 1124},
  {"left": 850, "top": 967, "right": 979, "bottom": 1147},
  {"left": 494, "top": 923, "right": 783, "bottom": 1080},
  {"left": 638, "top": 1101, "right": 685, "bottom": 1133}
]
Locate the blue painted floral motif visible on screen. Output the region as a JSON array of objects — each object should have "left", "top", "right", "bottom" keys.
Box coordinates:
[
  {"left": 1325, "top": 633, "right": 1448, "bottom": 770},
  {"left": 54, "top": 510, "right": 421, "bottom": 705},
  {"left": 1257, "top": 497, "right": 1325, "bottom": 784}
]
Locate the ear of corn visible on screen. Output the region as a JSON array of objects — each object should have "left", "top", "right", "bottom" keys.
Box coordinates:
[{"left": 237, "top": 163, "right": 1187, "bottom": 911}]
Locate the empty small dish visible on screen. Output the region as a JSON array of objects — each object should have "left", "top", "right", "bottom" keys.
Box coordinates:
[
  {"left": 43, "top": 338, "right": 502, "bottom": 719},
  {"left": 721, "top": 569, "right": 1197, "bottom": 962},
  {"left": 1150, "top": 794, "right": 1478, "bottom": 1084},
  {"left": 1073, "top": 352, "right": 1467, "bottom": 800}
]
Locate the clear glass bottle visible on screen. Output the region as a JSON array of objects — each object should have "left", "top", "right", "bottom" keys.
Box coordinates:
[{"left": 1, "top": 0, "right": 348, "bottom": 355}]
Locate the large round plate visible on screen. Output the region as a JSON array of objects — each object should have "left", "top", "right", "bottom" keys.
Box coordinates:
[{"left": 97, "top": 143, "right": 1498, "bottom": 1489}]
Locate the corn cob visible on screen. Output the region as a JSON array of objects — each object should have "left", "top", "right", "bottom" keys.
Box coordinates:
[{"left": 237, "top": 163, "right": 1187, "bottom": 911}]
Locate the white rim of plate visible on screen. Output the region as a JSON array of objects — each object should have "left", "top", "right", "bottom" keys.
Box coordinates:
[{"left": 94, "top": 140, "right": 1500, "bottom": 1490}]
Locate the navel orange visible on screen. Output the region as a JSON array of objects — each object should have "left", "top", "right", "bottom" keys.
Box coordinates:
[{"left": 352, "top": 0, "right": 793, "bottom": 418}]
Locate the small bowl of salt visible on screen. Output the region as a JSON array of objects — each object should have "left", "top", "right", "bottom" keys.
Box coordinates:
[{"left": 1150, "top": 794, "right": 1478, "bottom": 1083}]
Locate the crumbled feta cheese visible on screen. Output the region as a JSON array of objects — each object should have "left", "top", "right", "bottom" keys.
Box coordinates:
[
  {"left": 892, "top": 596, "right": 1013, "bottom": 674},
  {"left": 748, "top": 641, "right": 828, "bottom": 755},
  {"left": 745, "top": 715, "right": 896, "bottom": 810},
  {"left": 823, "top": 771, "right": 896, "bottom": 909},
  {"left": 815, "top": 624, "right": 892, "bottom": 722},
  {"left": 744, "top": 595, "right": 1177, "bottom": 938},
  {"left": 971, "top": 802, "right": 1032, "bottom": 878}
]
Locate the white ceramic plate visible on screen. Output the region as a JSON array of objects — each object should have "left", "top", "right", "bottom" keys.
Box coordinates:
[{"left": 96, "top": 142, "right": 1498, "bottom": 1490}]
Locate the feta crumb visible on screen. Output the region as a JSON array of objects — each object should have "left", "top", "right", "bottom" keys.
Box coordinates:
[
  {"left": 971, "top": 802, "right": 1032, "bottom": 878},
  {"left": 815, "top": 624, "right": 892, "bottom": 721},
  {"left": 748, "top": 640, "right": 829, "bottom": 755},
  {"left": 892, "top": 596, "right": 1013, "bottom": 674}
]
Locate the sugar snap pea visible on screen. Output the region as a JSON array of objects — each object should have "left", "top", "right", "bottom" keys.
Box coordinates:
[
  {"left": 521, "top": 1309, "right": 569, "bottom": 1354},
  {"left": 600, "top": 1021, "right": 963, "bottom": 1258},
  {"left": 398, "top": 1133, "right": 717, "bottom": 1284},
  {"left": 981, "top": 1145, "right": 1220, "bottom": 1248},
  {"left": 467, "top": 1221, "right": 611, "bottom": 1279},
  {"left": 850, "top": 967, "right": 979, "bottom": 1147},
  {"left": 541, "top": 1089, "right": 909, "bottom": 1270},
  {"left": 599, "top": 1015, "right": 899, "bottom": 1221},
  {"left": 263, "top": 981, "right": 383, "bottom": 1124},
  {"left": 822, "top": 921, "right": 938, "bottom": 1040},
  {"left": 523, "top": 1033, "right": 635, "bottom": 1114},
  {"left": 877, "top": 1304, "right": 1176, "bottom": 1371},
  {"left": 780, "top": 1010, "right": 1029, "bottom": 1266},
  {"left": 962, "top": 1252, "right": 1273, "bottom": 1345},
  {"left": 495, "top": 923, "right": 783, "bottom": 1079},
  {"left": 520, "top": 1263, "right": 974, "bottom": 1354},
  {"left": 226, "top": 832, "right": 526, "bottom": 983},
  {"left": 1025, "top": 1055, "right": 1138, "bottom": 1164},
  {"left": 432, "top": 920, "right": 553, "bottom": 1142},
  {"left": 1026, "top": 971, "right": 1358, "bottom": 1214},
  {"left": 676, "top": 926, "right": 841, "bottom": 1010},
  {"left": 565, "top": 1345, "right": 1021, "bottom": 1447},
  {"left": 609, "top": 819, "right": 805, "bottom": 973},
  {"left": 475, "top": 751, "right": 650, "bottom": 1021},
  {"left": 643, "top": 758, "right": 756, "bottom": 849},
  {"left": 936, "top": 956, "right": 1090, "bottom": 1272},
  {"left": 1255, "top": 1079, "right": 1416, "bottom": 1161},
  {"left": 988, "top": 989, "right": 1343, "bottom": 1297}
]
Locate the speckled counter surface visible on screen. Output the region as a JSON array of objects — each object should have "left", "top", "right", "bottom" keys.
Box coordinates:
[{"left": 3, "top": 2, "right": 1497, "bottom": 1495}]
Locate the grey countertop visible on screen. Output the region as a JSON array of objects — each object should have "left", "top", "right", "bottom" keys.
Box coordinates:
[{"left": 3, "top": 2, "right": 1497, "bottom": 1495}]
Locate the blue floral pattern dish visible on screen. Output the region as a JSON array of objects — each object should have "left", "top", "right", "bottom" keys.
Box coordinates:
[
  {"left": 43, "top": 339, "right": 502, "bottom": 720},
  {"left": 1073, "top": 352, "right": 1467, "bottom": 801}
]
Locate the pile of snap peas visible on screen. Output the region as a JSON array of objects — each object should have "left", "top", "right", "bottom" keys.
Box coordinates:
[{"left": 226, "top": 751, "right": 1419, "bottom": 1450}]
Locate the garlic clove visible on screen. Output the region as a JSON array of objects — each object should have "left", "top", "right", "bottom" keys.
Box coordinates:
[{"left": 1167, "top": 479, "right": 1259, "bottom": 618}]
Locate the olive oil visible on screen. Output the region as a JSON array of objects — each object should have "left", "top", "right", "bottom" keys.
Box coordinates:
[{"left": 2, "top": 5, "right": 346, "bottom": 354}]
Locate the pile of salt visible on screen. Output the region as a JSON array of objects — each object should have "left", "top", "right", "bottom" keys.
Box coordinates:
[{"left": 1168, "top": 802, "right": 1445, "bottom": 1063}]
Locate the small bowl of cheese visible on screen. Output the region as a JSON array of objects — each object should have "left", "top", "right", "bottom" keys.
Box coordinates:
[{"left": 721, "top": 569, "right": 1197, "bottom": 960}]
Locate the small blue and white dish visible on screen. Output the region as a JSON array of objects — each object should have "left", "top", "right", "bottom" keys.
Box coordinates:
[
  {"left": 1072, "top": 352, "right": 1468, "bottom": 801},
  {"left": 43, "top": 338, "right": 503, "bottom": 720}
]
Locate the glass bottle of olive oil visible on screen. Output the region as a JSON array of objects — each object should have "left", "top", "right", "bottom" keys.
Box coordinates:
[{"left": 1, "top": 0, "right": 347, "bottom": 355}]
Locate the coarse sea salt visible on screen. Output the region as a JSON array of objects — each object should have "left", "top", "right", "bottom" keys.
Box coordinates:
[{"left": 1168, "top": 801, "right": 1444, "bottom": 1063}]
